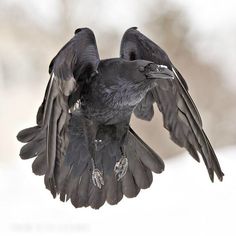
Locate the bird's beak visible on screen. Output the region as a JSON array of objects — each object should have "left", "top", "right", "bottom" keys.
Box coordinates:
[{"left": 146, "top": 65, "right": 174, "bottom": 80}]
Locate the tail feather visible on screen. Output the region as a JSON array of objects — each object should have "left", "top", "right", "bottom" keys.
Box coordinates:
[
  {"left": 121, "top": 169, "right": 140, "bottom": 198},
  {"left": 32, "top": 152, "right": 47, "bottom": 176},
  {"left": 105, "top": 173, "right": 123, "bottom": 205},
  {"left": 88, "top": 181, "right": 106, "bottom": 209},
  {"left": 127, "top": 152, "right": 153, "bottom": 189},
  {"left": 59, "top": 165, "right": 74, "bottom": 202},
  {"left": 19, "top": 139, "right": 45, "bottom": 160},
  {"left": 70, "top": 179, "right": 81, "bottom": 208},
  {"left": 17, "top": 123, "right": 48, "bottom": 175},
  {"left": 128, "top": 127, "right": 165, "bottom": 173},
  {"left": 70, "top": 168, "right": 90, "bottom": 208},
  {"left": 17, "top": 126, "right": 41, "bottom": 143},
  {"left": 65, "top": 177, "right": 78, "bottom": 202}
]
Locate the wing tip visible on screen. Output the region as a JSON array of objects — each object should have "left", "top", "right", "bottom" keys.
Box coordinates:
[
  {"left": 208, "top": 169, "right": 224, "bottom": 183},
  {"left": 216, "top": 171, "right": 224, "bottom": 182}
]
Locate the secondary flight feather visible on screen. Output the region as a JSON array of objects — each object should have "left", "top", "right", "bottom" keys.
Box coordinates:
[{"left": 17, "top": 27, "right": 224, "bottom": 209}]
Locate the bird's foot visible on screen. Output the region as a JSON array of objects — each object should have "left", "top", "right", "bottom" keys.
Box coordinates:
[
  {"left": 92, "top": 168, "right": 104, "bottom": 189},
  {"left": 114, "top": 156, "right": 128, "bottom": 181}
]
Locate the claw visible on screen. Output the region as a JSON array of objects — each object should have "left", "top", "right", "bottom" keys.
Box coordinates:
[
  {"left": 114, "top": 156, "right": 128, "bottom": 181},
  {"left": 92, "top": 169, "right": 104, "bottom": 189}
]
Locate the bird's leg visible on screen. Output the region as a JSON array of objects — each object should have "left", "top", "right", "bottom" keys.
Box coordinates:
[
  {"left": 91, "top": 158, "right": 104, "bottom": 189},
  {"left": 91, "top": 139, "right": 104, "bottom": 189},
  {"left": 114, "top": 147, "right": 128, "bottom": 181}
]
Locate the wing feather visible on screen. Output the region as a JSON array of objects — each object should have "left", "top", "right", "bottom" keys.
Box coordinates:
[
  {"left": 17, "top": 28, "right": 100, "bottom": 198},
  {"left": 120, "top": 27, "right": 224, "bottom": 181}
]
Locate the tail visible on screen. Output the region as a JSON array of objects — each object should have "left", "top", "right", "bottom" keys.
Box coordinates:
[
  {"left": 62, "top": 126, "right": 165, "bottom": 209},
  {"left": 17, "top": 123, "right": 165, "bottom": 209},
  {"left": 61, "top": 126, "right": 165, "bottom": 209}
]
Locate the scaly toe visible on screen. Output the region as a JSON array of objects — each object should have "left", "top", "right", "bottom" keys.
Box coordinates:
[
  {"left": 92, "top": 169, "right": 104, "bottom": 189},
  {"left": 114, "top": 156, "right": 128, "bottom": 181}
]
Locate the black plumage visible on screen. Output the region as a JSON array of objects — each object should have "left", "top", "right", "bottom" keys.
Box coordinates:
[{"left": 17, "top": 27, "right": 224, "bottom": 209}]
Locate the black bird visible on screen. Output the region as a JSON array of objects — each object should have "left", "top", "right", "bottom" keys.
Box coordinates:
[{"left": 17, "top": 27, "right": 224, "bottom": 209}]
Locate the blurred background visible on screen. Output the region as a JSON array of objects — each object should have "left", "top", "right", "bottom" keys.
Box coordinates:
[{"left": 0, "top": 0, "right": 236, "bottom": 235}]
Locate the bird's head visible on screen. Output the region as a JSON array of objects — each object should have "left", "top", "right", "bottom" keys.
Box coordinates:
[
  {"left": 95, "top": 59, "right": 174, "bottom": 108},
  {"left": 118, "top": 60, "right": 174, "bottom": 105},
  {"left": 136, "top": 60, "right": 174, "bottom": 81},
  {"left": 116, "top": 60, "right": 174, "bottom": 96}
]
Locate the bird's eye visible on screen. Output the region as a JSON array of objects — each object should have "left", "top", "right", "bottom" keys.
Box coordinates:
[
  {"left": 139, "top": 66, "right": 145, "bottom": 72},
  {"left": 74, "top": 28, "right": 82, "bottom": 34}
]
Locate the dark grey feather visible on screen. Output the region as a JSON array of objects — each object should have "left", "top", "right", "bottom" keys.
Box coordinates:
[
  {"left": 120, "top": 27, "right": 224, "bottom": 182},
  {"left": 32, "top": 152, "right": 47, "bottom": 175}
]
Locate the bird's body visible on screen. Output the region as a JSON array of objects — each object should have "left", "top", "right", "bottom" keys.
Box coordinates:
[
  {"left": 80, "top": 58, "right": 155, "bottom": 124},
  {"left": 17, "top": 27, "right": 224, "bottom": 209}
]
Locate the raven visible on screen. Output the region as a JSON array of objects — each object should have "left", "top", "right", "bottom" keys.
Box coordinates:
[{"left": 17, "top": 27, "right": 224, "bottom": 209}]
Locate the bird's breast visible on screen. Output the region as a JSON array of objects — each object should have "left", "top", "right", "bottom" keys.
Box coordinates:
[
  {"left": 81, "top": 101, "right": 134, "bottom": 125},
  {"left": 79, "top": 79, "right": 148, "bottom": 124}
]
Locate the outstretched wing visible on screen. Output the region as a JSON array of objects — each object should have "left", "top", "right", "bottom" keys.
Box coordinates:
[
  {"left": 120, "top": 27, "right": 224, "bottom": 182},
  {"left": 17, "top": 28, "right": 100, "bottom": 196}
]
